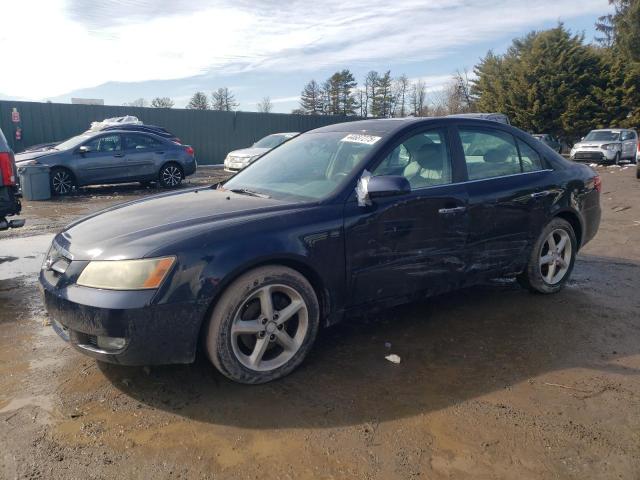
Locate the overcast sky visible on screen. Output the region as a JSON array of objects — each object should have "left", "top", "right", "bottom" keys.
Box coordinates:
[{"left": 1, "top": 0, "right": 611, "bottom": 112}]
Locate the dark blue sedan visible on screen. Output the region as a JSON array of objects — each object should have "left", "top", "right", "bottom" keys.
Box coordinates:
[
  {"left": 16, "top": 130, "right": 196, "bottom": 195},
  {"left": 40, "top": 117, "right": 601, "bottom": 383}
]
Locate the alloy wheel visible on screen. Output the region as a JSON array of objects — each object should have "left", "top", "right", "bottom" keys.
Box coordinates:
[
  {"left": 162, "top": 165, "right": 182, "bottom": 186},
  {"left": 230, "top": 284, "right": 308, "bottom": 372},
  {"left": 52, "top": 171, "right": 73, "bottom": 195},
  {"left": 539, "top": 228, "right": 572, "bottom": 285}
]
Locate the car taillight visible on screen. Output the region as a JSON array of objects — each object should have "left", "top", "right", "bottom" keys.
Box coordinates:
[
  {"left": 0, "top": 152, "right": 16, "bottom": 186},
  {"left": 593, "top": 175, "right": 601, "bottom": 193},
  {"left": 184, "top": 146, "right": 194, "bottom": 156}
]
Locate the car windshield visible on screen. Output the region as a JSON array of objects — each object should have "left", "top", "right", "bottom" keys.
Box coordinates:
[
  {"left": 253, "top": 134, "right": 289, "bottom": 148},
  {"left": 223, "top": 132, "right": 379, "bottom": 201},
  {"left": 55, "top": 134, "right": 93, "bottom": 151},
  {"left": 584, "top": 131, "right": 620, "bottom": 141}
]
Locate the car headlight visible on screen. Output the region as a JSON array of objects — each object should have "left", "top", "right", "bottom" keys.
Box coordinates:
[
  {"left": 77, "top": 256, "right": 175, "bottom": 290},
  {"left": 601, "top": 143, "right": 620, "bottom": 151}
]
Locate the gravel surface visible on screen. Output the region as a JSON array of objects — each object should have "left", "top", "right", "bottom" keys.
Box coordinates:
[{"left": 1, "top": 164, "right": 639, "bottom": 479}]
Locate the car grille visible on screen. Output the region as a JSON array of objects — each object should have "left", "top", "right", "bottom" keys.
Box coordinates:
[{"left": 574, "top": 152, "right": 603, "bottom": 160}]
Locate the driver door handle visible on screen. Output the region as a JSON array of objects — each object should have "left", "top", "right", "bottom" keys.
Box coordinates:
[
  {"left": 438, "top": 206, "right": 467, "bottom": 215},
  {"left": 531, "top": 190, "right": 551, "bottom": 199},
  {"left": 113, "top": 153, "right": 124, "bottom": 158}
]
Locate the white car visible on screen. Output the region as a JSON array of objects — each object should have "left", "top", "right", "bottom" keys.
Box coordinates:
[
  {"left": 570, "top": 129, "right": 638, "bottom": 165},
  {"left": 224, "top": 132, "right": 299, "bottom": 172}
]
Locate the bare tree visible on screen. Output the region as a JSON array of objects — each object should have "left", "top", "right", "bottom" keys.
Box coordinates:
[
  {"left": 186, "top": 92, "right": 209, "bottom": 110},
  {"left": 257, "top": 96, "right": 273, "bottom": 113},
  {"left": 211, "top": 87, "right": 239, "bottom": 111},
  {"left": 446, "top": 69, "right": 475, "bottom": 114},
  {"left": 393, "top": 74, "right": 410, "bottom": 117},
  {"left": 151, "top": 97, "right": 175, "bottom": 108},
  {"left": 125, "top": 98, "right": 148, "bottom": 107},
  {"left": 409, "top": 80, "right": 427, "bottom": 116}
]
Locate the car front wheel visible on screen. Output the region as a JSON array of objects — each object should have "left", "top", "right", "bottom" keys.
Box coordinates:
[
  {"left": 518, "top": 218, "right": 577, "bottom": 294},
  {"left": 205, "top": 266, "right": 320, "bottom": 384}
]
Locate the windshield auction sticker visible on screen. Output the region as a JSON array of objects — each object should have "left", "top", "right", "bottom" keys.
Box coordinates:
[{"left": 340, "top": 134, "right": 382, "bottom": 145}]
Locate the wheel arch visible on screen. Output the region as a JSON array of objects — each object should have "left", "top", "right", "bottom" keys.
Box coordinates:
[
  {"left": 195, "top": 256, "right": 333, "bottom": 354},
  {"left": 160, "top": 160, "right": 184, "bottom": 177},
  {"left": 49, "top": 165, "right": 78, "bottom": 191},
  {"left": 553, "top": 209, "right": 583, "bottom": 249}
]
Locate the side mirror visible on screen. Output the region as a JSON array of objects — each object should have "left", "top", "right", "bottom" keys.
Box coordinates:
[
  {"left": 367, "top": 175, "right": 411, "bottom": 199},
  {"left": 580, "top": 137, "right": 584, "bottom": 141},
  {"left": 78, "top": 145, "right": 91, "bottom": 154}
]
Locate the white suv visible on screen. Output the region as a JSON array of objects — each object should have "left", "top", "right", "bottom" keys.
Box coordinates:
[{"left": 570, "top": 129, "right": 638, "bottom": 165}]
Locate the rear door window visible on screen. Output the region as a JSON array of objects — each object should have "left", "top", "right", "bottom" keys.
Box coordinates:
[
  {"left": 459, "top": 129, "right": 520, "bottom": 180},
  {"left": 124, "top": 134, "right": 164, "bottom": 150},
  {"left": 458, "top": 128, "right": 545, "bottom": 180},
  {"left": 516, "top": 139, "right": 543, "bottom": 172}
]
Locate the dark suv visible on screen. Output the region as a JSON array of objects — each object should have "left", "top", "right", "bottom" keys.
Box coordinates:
[{"left": 0, "top": 127, "right": 24, "bottom": 230}]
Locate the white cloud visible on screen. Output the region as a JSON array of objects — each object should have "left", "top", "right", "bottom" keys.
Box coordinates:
[{"left": 0, "top": 0, "right": 610, "bottom": 99}]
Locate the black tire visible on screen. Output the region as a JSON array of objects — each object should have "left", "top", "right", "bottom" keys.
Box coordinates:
[
  {"left": 636, "top": 167, "right": 640, "bottom": 179},
  {"left": 517, "top": 218, "right": 577, "bottom": 294},
  {"left": 205, "top": 265, "right": 320, "bottom": 384},
  {"left": 49, "top": 167, "right": 76, "bottom": 196},
  {"left": 614, "top": 152, "right": 621, "bottom": 165},
  {"left": 158, "top": 163, "right": 183, "bottom": 188}
]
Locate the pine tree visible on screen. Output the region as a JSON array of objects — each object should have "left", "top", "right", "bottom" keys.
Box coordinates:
[
  {"left": 472, "top": 26, "right": 604, "bottom": 142},
  {"left": 300, "top": 80, "right": 324, "bottom": 114}
]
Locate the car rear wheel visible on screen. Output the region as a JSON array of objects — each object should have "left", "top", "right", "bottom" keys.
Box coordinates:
[
  {"left": 205, "top": 266, "right": 320, "bottom": 384},
  {"left": 158, "top": 163, "right": 183, "bottom": 188},
  {"left": 50, "top": 168, "right": 76, "bottom": 196},
  {"left": 517, "top": 218, "right": 577, "bottom": 294}
]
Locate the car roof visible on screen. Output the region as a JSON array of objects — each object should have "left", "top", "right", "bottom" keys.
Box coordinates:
[
  {"left": 86, "top": 129, "right": 167, "bottom": 140},
  {"left": 311, "top": 116, "right": 520, "bottom": 137}
]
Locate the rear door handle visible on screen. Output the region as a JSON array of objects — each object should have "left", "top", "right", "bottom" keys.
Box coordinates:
[
  {"left": 438, "top": 206, "right": 467, "bottom": 215},
  {"left": 530, "top": 190, "right": 551, "bottom": 199},
  {"left": 113, "top": 153, "right": 124, "bottom": 158}
]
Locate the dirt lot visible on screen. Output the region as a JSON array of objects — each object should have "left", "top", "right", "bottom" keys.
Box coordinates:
[{"left": 1, "top": 165, "right": 639, "bottom": 479}]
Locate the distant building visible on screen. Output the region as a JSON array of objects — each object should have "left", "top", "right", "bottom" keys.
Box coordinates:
[{"left": 71, "top": 98, "right": 104, "bottom": 106}]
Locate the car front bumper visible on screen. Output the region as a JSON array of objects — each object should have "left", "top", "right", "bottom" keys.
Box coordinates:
[
  {"left": 571, "top": 149, "right": 618, "bottom": 163},
  {"left": 40, "top": 273, "right": 210, "bottom": 365}
]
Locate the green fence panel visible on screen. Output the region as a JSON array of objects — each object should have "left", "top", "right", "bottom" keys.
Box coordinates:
[{"left": 0, "top": 100, "right": 360, "bottom": 164}]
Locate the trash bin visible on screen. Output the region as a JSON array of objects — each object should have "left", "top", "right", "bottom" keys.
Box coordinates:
[{"left": 18, "top": 165, "right": 51, "bottom": 201}]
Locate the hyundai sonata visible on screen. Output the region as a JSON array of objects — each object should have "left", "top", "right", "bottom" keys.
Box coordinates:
[{"left": 41, "top": 117, "right": 601, "bottom": 383}]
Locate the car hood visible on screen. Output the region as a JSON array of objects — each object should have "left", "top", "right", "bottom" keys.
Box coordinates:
[
  {"left": 15, "top": 150, "right": 58, "bottom": 162},
  {"left": 227, "top": 147, "right": 270, "bottom": 159},
  {"left": 54, "top": 187, "right": 298, "bottom": 260}
]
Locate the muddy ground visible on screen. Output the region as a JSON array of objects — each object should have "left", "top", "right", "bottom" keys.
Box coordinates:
[{"left": 1, "top": 165, "right": 639, "bottom": 479}]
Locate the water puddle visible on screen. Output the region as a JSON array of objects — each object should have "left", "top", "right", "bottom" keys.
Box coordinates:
[{"left": 0, "top": 234, "right": 54, "bottom": 280}]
